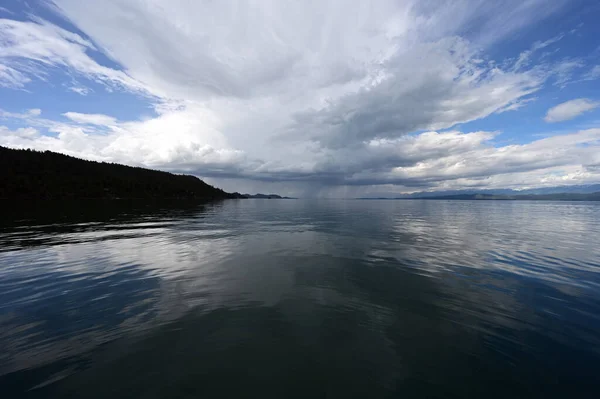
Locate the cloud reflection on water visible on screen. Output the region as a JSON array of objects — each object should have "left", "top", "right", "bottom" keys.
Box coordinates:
[{"left": 1, "top": 199, "right": 600, "bottom": 397}]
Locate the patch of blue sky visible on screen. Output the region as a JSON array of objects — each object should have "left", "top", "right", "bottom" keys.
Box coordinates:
[
  {"left": 1, "top": 70, "right": 157, "bottom": 123},
  {"left": 456, "top": 3, "right": 600, "bottom": 145},
  {"left": 1, "top": 1, "right": 158, "bottom": 127}
]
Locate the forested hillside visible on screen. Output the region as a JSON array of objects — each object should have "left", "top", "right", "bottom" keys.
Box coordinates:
[{"left": 0, "top": 147, "right": 238, "bottom": 200}]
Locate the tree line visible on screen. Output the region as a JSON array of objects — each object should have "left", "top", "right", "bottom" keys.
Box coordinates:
[{"left": 0, "top": 146, "right": 238, "bottom": 200}]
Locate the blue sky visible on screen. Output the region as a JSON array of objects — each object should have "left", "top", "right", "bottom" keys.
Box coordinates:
[{"left": 1, "top": 0, "right": 600, "bottom": 197}]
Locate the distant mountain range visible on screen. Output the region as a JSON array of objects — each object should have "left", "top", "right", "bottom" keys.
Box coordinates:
[{"left": 359, "top": 185, "right": 600, "bottom": 201}]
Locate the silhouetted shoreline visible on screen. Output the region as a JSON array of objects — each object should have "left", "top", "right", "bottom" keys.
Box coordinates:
[{"left": 1, "top": 146, "right": 240, "bottom": 200}]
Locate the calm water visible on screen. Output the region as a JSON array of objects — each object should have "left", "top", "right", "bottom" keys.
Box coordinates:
[{"left": 1, "top": 199, "right": 600, "bottom": 398}]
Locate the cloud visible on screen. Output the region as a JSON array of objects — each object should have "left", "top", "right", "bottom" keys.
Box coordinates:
[
  {"left": 0, "top": 125, "right": 39, "bottom": 139},
  {"left": 0, "top": 108, "right": 42, "bottom": 119},
  {"left": 584, "top": 65, "right": 600, "bottom": 81},
  {"left": 3, "top": 0, "right": 599, "bottom": 196},
  {"left": 1, "top": 106, "right": 249, "bottom": 174},
  {"left": 3, "top": 106, "right": 600, "bottom": 195},
  {"left": 0, "top": 64, "right": 30, "bottom": 89},
  {"left": 544, "top": 99, "right": 599, "bottom": 123},
  {"left": 68, "top": 85, "right": 91, "bottom": 95},
  {"left": 288, "top": 37, "right": 543, "bottom": 148},
  {"left": 0, "top": 17, "right": 151, "bottom": 95},
  {"left": 63, "top": 112, "right": 117, "bottom": 126},
  {"left": 375, "top": 129, "right": 600, "bottom": 186},
  {"left": 512, "top": 34, "right": 564, "bottom": 71},
  {"left": 551, "top": 59, "right": 585, "bottom": 88},
  {"left": 46, "top": 0, "right": 564, "bottom": 102}
]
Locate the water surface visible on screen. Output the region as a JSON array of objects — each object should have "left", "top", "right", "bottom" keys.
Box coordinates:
[{"left": 1, "top": 199, "right": 600, "bottom": 398}]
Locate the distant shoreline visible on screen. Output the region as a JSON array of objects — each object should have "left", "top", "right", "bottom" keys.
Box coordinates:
[
  {"left": 0, "top": 147, "right": 293, "bottom": 201},
  {"left": 357, "top": 193, "right": 600, "bottom": 201}
]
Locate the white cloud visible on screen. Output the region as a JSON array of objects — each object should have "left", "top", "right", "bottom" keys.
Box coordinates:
[
  {"left": 3, "top": 105, "right": 600, "bottom": 195},
  {"left": 3, "top": 0, "right": 599, "bottom": 196},
  {"left": 0, "top": 125, "right": 39, "bottom": 139},
  {"left": 0, "top": 17, "right": 151, "bottom": 95},
  {"left": 551, "top": 59, "right": 585, "bottom": 87},
  {"left": 68, "top": 85, "right": 91, "bottom": 95},
  {"left": 512, "top": 34, "right": 564, "bottom": 71},
  {"left": 288, "top": 38, "right": 544, "bottom": 148},
  {"left": 0, "top": 108, "right": 42, "bottom": 119},
  {"left": 1, "top": 106, "right": 248, "bottom": 172},
  {"left": 379, "top": 129, "right": 600, "bottom": 185},
  {"left": 584, "top": 65, "right": 600, "bottom": 81},
  {"left": 544, "top": 99, "right": 599, "bottom": 123},
  {"left": 63, "top": 112, "right": 117, "bottom": 126},
  {"left": 0, "top": 64, "right": 30, "bottom": 89}
]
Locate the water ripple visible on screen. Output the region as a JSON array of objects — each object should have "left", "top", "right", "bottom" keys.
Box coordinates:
[{"left": 1, "top": 200, "right": 600, "bottom": 397}]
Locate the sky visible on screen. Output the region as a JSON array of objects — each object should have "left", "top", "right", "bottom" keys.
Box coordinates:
[{"left": 1, "top": 0, "right": 600, "bottom": 198}]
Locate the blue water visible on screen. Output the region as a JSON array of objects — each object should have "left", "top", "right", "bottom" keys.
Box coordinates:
[{"left": 1, "top": 199, "right": 600, "bottom": 398}]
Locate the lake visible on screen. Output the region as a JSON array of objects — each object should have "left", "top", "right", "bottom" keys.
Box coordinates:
[{"left": 1, "top": 199, "right": 600, "bottom": 398}]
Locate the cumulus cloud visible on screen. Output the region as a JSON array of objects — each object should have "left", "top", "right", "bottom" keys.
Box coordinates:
[
  {"left": 375, "top": 129, "right": 600, "bottom": 186},
  {"left": 0, "top": 125, "right": 39, "bottom": 139},
  {"left": 544, "top": 99, "right": 599, "bottom": 123},
  {"left": 1, "top": 106, "right": 249, "bottom": 174},
  {"left": 3, "top": 106, "right": 600, "bottom": 193},
  {"left": 2, "top": 0, "right": 599, "bottom": 196}
]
